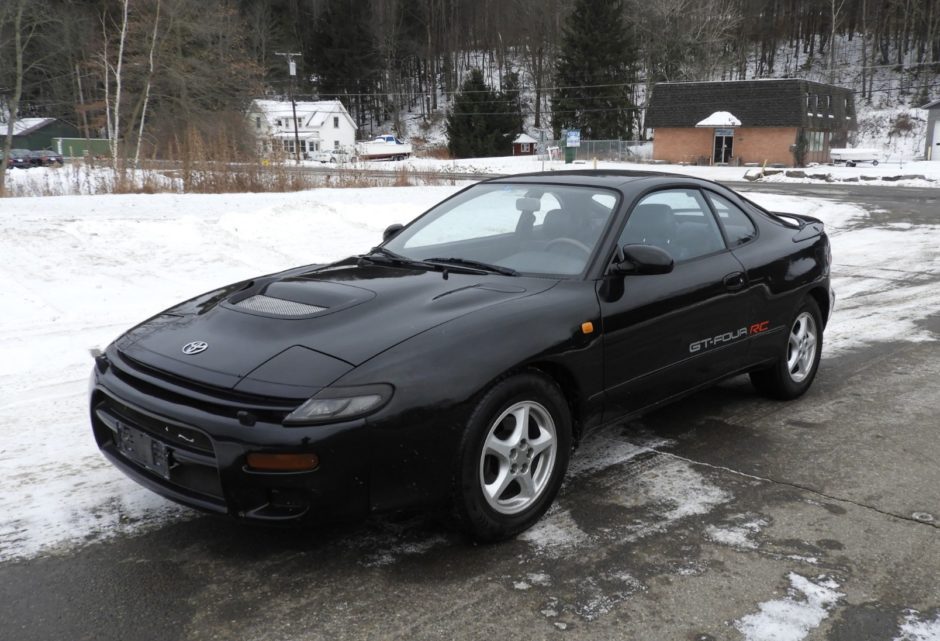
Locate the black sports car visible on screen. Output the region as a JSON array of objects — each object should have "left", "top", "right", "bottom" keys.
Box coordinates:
[{"left": 90, "top": 171, "right": 833, "bottom": 541}]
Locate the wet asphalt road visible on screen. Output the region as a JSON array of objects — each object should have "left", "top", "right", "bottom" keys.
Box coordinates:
[{"left": 1, "top": 186, "right": 938, "bottom": 641}]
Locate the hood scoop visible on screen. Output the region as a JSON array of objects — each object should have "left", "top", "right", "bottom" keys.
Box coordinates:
[
  {"left": 224, "top": 278, "right": 376, "bottom": 319},
  {"left": 235, "top": 295, "right": 327, "bottom": 317}
]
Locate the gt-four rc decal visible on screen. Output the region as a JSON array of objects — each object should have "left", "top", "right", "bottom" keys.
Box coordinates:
[{"left": 689, "top": 320, "right": 769, "bottom": 354}]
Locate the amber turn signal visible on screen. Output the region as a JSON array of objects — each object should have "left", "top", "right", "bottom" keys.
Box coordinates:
[
  {"left": 246, "top": 452, "right": 319, "bottom": 472},
  {"left": 581, "top": 321, "right": 594, "bottom": 335}
]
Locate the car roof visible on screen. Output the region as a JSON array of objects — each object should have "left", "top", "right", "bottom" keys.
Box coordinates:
[{"left": 484, "top": 169, "right": 710, "bottom": 190}]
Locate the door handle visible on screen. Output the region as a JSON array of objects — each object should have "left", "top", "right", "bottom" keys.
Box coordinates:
[{"left": 723, "top": 272, "right": 746, "bottom": 291}]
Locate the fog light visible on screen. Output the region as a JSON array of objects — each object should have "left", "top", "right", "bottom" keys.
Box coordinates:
[{"left": 246, "top": 452, "right": 319, "bottom": 472}]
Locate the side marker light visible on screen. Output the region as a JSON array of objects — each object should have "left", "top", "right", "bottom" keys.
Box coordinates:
[{"left": 581, "top": 321, "right": 594, "bottom": 335}]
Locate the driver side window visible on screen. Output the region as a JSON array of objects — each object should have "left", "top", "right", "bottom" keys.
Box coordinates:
[{"left": 620, "top": 189, "right": 726, "bottom": 261}]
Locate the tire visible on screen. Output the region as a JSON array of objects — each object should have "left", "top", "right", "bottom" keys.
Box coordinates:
[
  {"left": 750, "top": 297, "right": 823, "bottom": 400},
  {"left": 453, "top": 372, "right": 572, "bottom": 542},
  {"left": 872, "top": 160, "right": 879, "bottom": 166}
]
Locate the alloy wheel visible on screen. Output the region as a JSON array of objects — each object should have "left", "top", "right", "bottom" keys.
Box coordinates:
[{"left": 478, "top": 400, "right": 557, "bottom": 515}]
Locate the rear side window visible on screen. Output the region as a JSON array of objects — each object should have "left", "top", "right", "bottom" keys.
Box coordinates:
[{"left": 706, "top": 192, "right": 758, "bottom": 247}]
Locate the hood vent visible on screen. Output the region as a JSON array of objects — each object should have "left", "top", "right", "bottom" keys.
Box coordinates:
[{"left": 234, "top": 295, "right": 327, "bottom": 317}]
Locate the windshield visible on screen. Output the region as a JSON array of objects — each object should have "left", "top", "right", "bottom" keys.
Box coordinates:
[{"left": 383, "top": 183, "right": 620, "bottom": 277}]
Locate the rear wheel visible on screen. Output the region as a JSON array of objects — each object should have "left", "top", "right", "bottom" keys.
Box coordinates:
[
  {"left": 750, "top": 297, "right": 823, "bottom": 400},
  {"left": 454, "top": 372, "right": 571, "bottom": 542}
]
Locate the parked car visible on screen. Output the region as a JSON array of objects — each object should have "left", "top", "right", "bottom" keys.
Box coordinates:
[
  {"left": 2, "top": 148, "right": 33, "bottom": 169},
  {"left": 89, "top": 171, "right": 833, "bottom": 541},
  {"left": 28, "top": 149, "right": 64, "bottom": 167},
  {"left": 308, "top": 149, "right": 350, "bottom": 164}
]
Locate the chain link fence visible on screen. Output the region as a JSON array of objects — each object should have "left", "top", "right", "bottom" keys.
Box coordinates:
[{"left": 537, "top": 140, "right": 653, "bottom": 162}]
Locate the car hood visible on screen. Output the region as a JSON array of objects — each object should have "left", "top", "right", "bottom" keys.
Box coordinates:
[{"left": 116, "top": 259, "right": 556, "bottom": 396}]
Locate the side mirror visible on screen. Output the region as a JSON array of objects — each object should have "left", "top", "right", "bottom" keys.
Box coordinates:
[
  {"left": 383, "top": 223, "right": 404, "bottom": 242},
  {"left": 611, "top": 244, "right": 674, "bottom": 275}
]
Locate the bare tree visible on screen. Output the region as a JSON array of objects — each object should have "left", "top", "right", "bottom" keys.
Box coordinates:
[
  {"left": 134, "top": 0, "right": 162, "bottom": 167},
  {"left": 0, "top": 0, "right": 45, "bottom": 197},
  {"left": 107, "top": 0, "right": 130, "bottom": 165},
  {"left": 830, "top": 0, "right": 847, "bottom": 84}
]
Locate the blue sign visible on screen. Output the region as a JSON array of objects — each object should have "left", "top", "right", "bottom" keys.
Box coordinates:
[{"left": 566, "top": 129, "right": 581, "bottom": 148}]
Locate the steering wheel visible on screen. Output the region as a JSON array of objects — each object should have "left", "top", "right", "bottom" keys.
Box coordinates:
[{"left": 545, "top": 237, "right": 592, "bottom": 257}]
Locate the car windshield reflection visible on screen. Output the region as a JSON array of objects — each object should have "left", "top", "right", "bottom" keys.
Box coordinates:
[{"left": 383, "top": 183, "right": 620, "bottom": 277}]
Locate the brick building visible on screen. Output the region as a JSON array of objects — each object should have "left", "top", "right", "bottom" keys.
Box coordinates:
[{"left": 646, "top": 79, "right": 856, "bottom": 166}]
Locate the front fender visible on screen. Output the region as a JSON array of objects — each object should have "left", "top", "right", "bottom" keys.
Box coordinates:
[{"left": 335, "top": 280, "right": 603, "bottom": 512}]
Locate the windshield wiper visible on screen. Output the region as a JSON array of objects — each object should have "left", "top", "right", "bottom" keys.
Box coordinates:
[
  {"left": 425, "top": 257, "right": 518, "bottom": 276},
  {"left": 359, "top": 246, "right": 438, "bottom": 270}
]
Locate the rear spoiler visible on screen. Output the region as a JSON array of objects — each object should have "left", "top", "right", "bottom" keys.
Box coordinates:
[{"left": 772, "top": 212, "right": 825, "bottom": 241}]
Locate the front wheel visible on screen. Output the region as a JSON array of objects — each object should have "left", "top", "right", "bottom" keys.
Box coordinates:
[
  {"left": 750, "top": 297, "right": 823, "bottom": 400},
  {"left": 454, "top": 372, "right": 571, "bottom": 542}
]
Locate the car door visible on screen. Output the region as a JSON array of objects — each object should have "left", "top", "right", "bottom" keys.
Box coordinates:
[{"left": 599, "top": 187, "right": 751, "bottom": 419}]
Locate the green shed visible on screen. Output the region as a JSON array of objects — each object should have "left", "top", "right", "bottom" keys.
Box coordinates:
[{"left": 9, "top": 118, "right": 82, "bottom": 150}]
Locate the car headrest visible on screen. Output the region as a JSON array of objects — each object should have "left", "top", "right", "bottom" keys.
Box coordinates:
[
  {"left": 542, "top": 209, "right": 573, "bottom": 238},
  {"left": 626, "top": 203, "right": 677, "bottom": 246}
]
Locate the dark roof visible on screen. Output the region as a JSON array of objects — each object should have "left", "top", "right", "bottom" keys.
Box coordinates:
[
  {"left": 921, "top": 99, "right": 940, "bottom": 109},
  {"left": 646, "top": 79, "right": 856, "bottom": 131},
  {"left": 487, "top": 169, "right": 729, "bottom": 191}
]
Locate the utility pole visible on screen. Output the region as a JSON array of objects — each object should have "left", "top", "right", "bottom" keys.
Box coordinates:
[{"left": 275, "top": 52, "right": 303, "bottom": 164}]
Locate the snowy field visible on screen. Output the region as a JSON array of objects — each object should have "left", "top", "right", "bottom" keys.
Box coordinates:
[
  {"left": 1, "top": 185, "right": 938, "bottom": 566},
  {"left": 6, "top": 154, "right": 940, "bottom": 199}
]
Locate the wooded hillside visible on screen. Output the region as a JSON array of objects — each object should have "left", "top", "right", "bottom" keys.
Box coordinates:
[{"left": 2, "top": 0, "right": 939, "bottom": 156}]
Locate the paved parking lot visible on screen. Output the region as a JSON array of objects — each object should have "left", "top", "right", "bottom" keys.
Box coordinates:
[{"left": 1, "top": 186, "right": 938, "bottom": 641}]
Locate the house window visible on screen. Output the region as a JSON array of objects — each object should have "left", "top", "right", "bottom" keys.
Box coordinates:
[
  {"left": 284, "top": 139, "right": 295, "bottom": 153},
  {"left": 255, "top": 116, "right": 261, "bottom": 129},
  {"left": 334, "top": 140, "right": 340, "bottom": 150},
  {"left": 808, "top": 130, "right": 826, "bottom": 152},
  {"left": 521, "top": 143, "right": 530, "bottom": 152},
  {"left": 275, "top": 119, "right": 282, "bottom": 127},
  {"left": 333, "top": 116, "right": 340, "bottom": 129}
]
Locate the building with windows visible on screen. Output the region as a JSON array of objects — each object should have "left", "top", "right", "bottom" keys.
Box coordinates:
[
  {"left": 646, "top": 79, "right": 856, "bottom": 166},
  {"left": 512, "top": 133, "right": 538, "bottom": 156},
  {"left": 248, "top": 99, "right": 356, "bottom": 158}
]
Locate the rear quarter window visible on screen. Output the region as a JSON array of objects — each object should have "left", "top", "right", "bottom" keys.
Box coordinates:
[{"left": 706, "top": 192, "right": 758, "bottom": 247}]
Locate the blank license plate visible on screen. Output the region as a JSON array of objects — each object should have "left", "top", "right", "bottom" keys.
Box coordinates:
[{"left": 116, "top": 422, "right": 171, "bottom": 479}]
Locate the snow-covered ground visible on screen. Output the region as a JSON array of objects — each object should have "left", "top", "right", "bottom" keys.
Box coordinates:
[{"left": 1, "top": 185, "right": 938, "bottom": 564}]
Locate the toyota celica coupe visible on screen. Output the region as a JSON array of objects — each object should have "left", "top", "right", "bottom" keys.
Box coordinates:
[{"left": 90, "top": 171, "right": 833, "bottom": 541}]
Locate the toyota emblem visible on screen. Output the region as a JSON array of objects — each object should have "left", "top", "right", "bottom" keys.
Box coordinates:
[{"left": 181, "top": 341, "right": 209, "bottom": 355}]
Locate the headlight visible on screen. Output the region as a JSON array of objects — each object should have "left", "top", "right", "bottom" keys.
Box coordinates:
[{"left": 283, "top": 384, "right": 393, "bottom": 426}]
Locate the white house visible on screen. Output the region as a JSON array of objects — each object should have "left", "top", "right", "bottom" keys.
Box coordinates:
[{"left": 248, "top": 99, "right": 357, "bottom": 158}]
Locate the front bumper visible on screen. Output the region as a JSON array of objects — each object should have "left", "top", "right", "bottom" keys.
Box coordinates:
[{"left": 90, "top": 349, "right": 370, "bottom": 522}]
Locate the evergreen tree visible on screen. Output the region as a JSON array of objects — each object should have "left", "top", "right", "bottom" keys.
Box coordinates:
[
  {"left": 308, "top": 0, "right": 380, "bottom": 127},
  {"left": 552, "top": 0, "right": 637, "bottom": 140},
  {"left": 446, "top": 69, "right": 523, "bottom": 158}
]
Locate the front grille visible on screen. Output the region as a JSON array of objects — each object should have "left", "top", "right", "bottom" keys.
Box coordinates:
[
  {"left": 234, "top": 294, "right": 327, "bottom": 317},
  {"left": 93, "top": 392, "right": 225, "bottom": 501},
  {"left": 103, "top": 396, "right": 214, "bottom": 454},
  {"left": 112, "top": 352, "right": 299, "bottom": 422}
]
